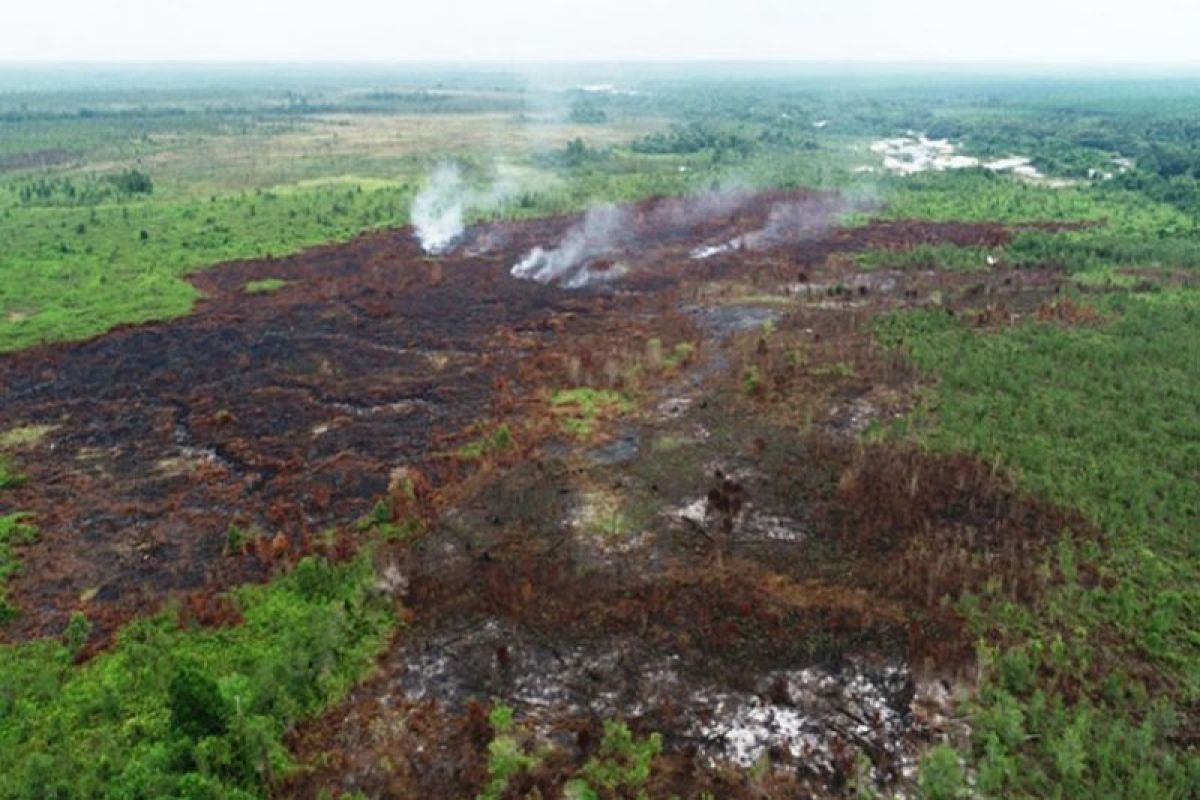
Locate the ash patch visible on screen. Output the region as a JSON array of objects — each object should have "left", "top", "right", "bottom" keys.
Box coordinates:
[
  {"left": 396, "top": 620, "right": 922, "bottom": 782},
  {"left": 689, "top": 661, "right": 918, "bottom": 781},
  {"left": 671, "top": 497, "right": 807, "bottom": 544},
  {"left": 685, "top": 305, "right": 781, "bottom": 337},
  {"left": 398, "top": 621, "right": 658, "bottom": 721}
]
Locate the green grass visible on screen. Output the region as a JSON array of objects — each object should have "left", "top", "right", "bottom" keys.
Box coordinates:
[
  {"left": 0, "top": 90, "right": 875, "bottom": 354},
  {"left": 0, "top": 185, "right": 415, "bottom": 351},
  {"left": 879, "top": 171, "right": 1200, "bottom": 277},
  {"left": 241, "top": 278, "right": 288, "bottom": 294},
  {"left": 574, "top": 489, "right": 649, "bottom": 541},
  {"left": 0, "top": 146, "right": 836, "bottom": 352},
  {"left": 0, "top": 513, "right": 38, "bottom": 624},
  {"left": 879, "top": 288, "right": 1200, "bottom": 797},
  {"left": 355, "top": 500, "right": 423, "bottom": 542},
  {"left": 661, "top": 340, "right": 695, "bottom": 370},
  {"left": 0, "top": 455, "right": 24, "bottom": 490},
  {"left": 565, "top": 721, "right": 662, "bottom": 799},
  {"left": 549, "top": 388, "right": 634, "bottom": 439},
  {"left": 456, "top": 423, "right": 514, "bottom": 461},
  {"left": 0, "top": 553, "right": 395, "bottom": 799},
  {"left": 477, "top": 706, "right": 661, "bottom": 800}
]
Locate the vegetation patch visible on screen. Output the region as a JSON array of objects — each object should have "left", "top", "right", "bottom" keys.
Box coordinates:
[
  {"left": 241, "top": 278, "right": 289, "bottom": 294},
  {"left": 0, "top": 554, "right": 394, "bottom": 798},
  {"left": 549, "top": 388, "right": 633, "bottom": 439},
  {"left": 356, "top": 500, "right": 422, "bottom": 542},
  {"left": 478, "top": 703, "right": 541, "bottom": 800},
  {"left": 457, "top": 423, "right": 514, "bottom": 461},
  {"left": 0, "top": 513, "right": 38, "bottom": 624},
  {"left": 0, "top": 425, "right": 57, "bottom": 450},
  {"left": 0, "top": 455, "right": 25, "bottom": 490},
  {"left": 6, "top": 68, "right": 1200, "bottom": 798},
  {"left": 643, "top": 337, "right": 697, "bottom": 371},
  {"left": 877, "top": 287, "right": 1200, "bottom": 796},
  {"left": 565, "top": 721, "right": 662, "bottom": 799}
]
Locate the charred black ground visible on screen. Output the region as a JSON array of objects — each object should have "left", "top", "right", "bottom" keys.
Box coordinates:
[{"left": 0, "top": 191, "right": 1089, "bottom": 795}]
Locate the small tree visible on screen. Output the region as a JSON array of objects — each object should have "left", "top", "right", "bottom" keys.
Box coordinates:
[
  {"left": 109, "top": 168, "right": 154, "bottom": 196},
  {"left": 168, "top": 664, "right": 229, "bottom": 739},
  {"left": 919, "top": 745, "right": 966, "bottom": 800}
]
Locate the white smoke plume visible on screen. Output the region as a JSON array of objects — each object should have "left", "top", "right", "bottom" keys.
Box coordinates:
[
  {"left": 510, "top": 190, "right": 756, "bottom": 288},
  {"left": 412, "top": 163, "right": 466, "bottom": 255},
  {"left": 412, "top": 161, "right": 531, "bottom": 255},
  {"left": 692, "top": 195, "right": 848, "bottom": 259},
  {"left": 511, "top": 188, "right": 851, "bottom": 288},
  {"left": 511, "top": 204, "right": 632, "bottom": 288},
  {"left": 744, "top": 198, "right": 842, "bottom": 249}
]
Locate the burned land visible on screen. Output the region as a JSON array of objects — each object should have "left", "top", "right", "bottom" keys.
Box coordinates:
[{"left": 1, "top": 190, "right": 1096, "bottom": 795}]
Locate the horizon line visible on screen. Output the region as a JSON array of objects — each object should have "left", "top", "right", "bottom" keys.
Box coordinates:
[{"left": 4, "top": 58, "right": 1200, "bottom": 68}]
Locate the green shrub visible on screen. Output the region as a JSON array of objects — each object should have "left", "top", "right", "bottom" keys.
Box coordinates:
[
  {"left": 0, "top": 553, "right": 394, "bottom": 798},
  {"left": 169, "top": 664, "right": 230, "bottom": 739},
  {"left": 355, "top": 500, "right": 422, "bottom": 542},
  {"left": 107, "top": 168, "right": 154, "bottom": 196},
  {"left": 743, "top": 366, "right": 762, "bottom": 396},
  {"left": 919, "top": 745, "right": 966, "bottom": 800},
  {"left": 880, "top": 288, "right": 1200, "bottom": 797},
  {"left": 62, "top": 611, "right": 92, "bottom": 655},
  {"left": 478, "top": 703, "right": 539, "bottom": 800},
  {"left": 457, "top": 424, "right": 514, "bottom": 460},
  {"left": 0, "top": 513, "right": 37, "bottom": 624},
  {"left": 224, "top": 523, "right": 260, "bottom": 555},
  {"left": 663, "top": 342, "right": 695, "bottom": 370},
  {"left": 566, "top": 721, "right": 662, "bottom": 799}
]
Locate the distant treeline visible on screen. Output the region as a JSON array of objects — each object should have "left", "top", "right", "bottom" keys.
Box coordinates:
[{"left": 0, "top": 91, "right": 523, "bottom": 124}]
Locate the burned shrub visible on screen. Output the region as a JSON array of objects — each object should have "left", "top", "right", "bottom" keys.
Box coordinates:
[{"left": 819, "top": 442, "right": 1087, "bottom": 662}]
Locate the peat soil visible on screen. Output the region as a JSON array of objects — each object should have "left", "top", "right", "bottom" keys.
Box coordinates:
[{"left": 1, "top": 189, "right": 1087, "bottom": 794}]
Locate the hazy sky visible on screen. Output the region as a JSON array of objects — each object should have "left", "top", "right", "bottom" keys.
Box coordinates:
[{"left": 5, "top": 0, "right": 1199, "bottom": 64}]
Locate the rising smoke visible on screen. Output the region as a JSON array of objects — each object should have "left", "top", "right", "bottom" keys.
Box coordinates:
[
  {"left": 510, "top": 189, "right": 849, "bottom": 289},
  {"left": 689, "top": 194, "right": 850, "bottom": 259},
  {"left": 411, "top": 163, "right": 467, "bottom": 255},
  {"left": 412, "top": 161, "right": 528, "bottom": 255},
  {"left": 510, "top": 204, "right": 632, "bottom": 288},
  {"left": 413, "top": 161, "right": 851, "bottom": 287}
]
